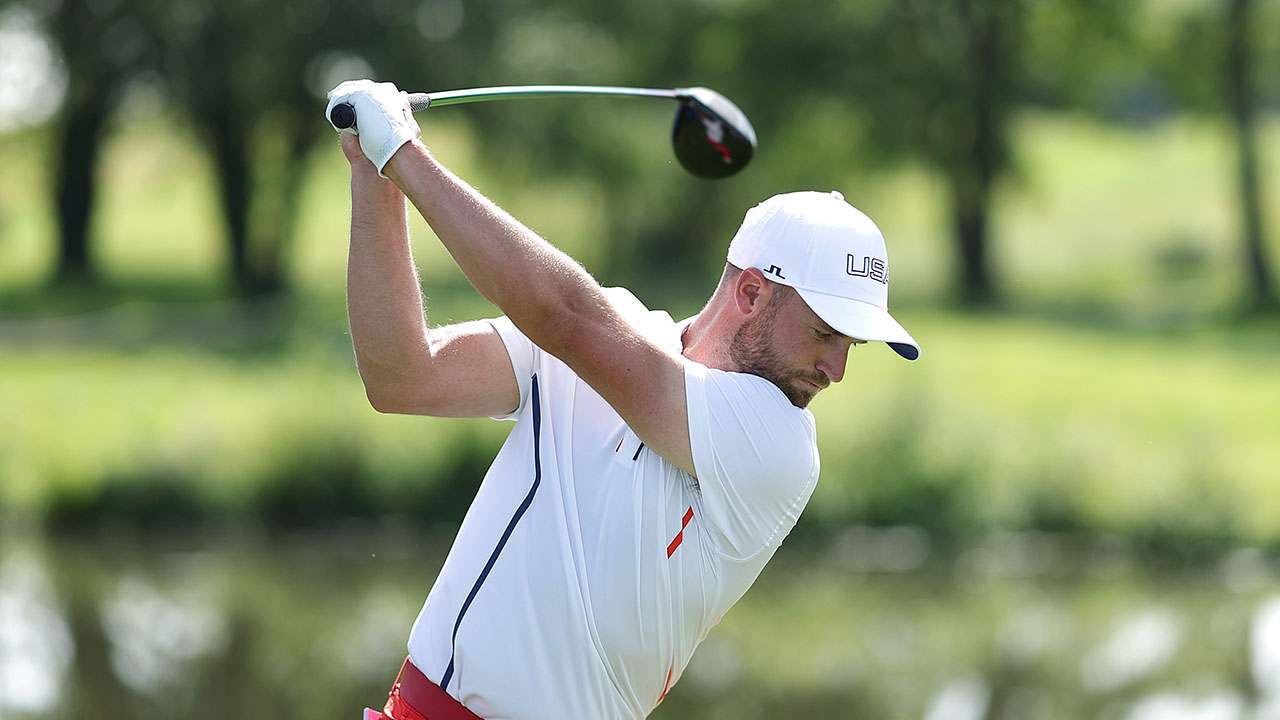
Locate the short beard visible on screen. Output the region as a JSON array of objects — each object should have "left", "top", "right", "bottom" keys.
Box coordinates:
[{"left": 728, "top": 289, "right": 824, "bottom": 408}]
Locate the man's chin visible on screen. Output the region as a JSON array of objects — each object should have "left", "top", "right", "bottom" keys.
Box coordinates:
[
  {"left": 736, "top": 357, "right": 819, "bottom": 408},
  {"left": 782, "top": 381, "right": 818, "bottom": 409}
]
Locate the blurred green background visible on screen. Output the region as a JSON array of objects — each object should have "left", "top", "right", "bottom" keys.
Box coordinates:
[{"left": 2, "top": 0, "right": 1280, "bottom": 718}]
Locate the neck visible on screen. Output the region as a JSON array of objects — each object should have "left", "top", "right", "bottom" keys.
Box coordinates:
[{"left": 681, "top": 306, "right": 737, "bottom": 372}]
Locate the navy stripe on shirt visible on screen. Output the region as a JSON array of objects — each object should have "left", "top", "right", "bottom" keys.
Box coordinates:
[{"left": 440, "top": 374, "right": 543, "bottom": 692}]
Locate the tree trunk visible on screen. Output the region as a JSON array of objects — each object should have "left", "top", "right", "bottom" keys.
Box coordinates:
[
  {"left": 1226, "top": 0, "right": 1275, "bottom": 310},
  {"left": 949, "top": 0, "right": 1012, "bottom": 306},
  {"left": 209, "top": 110, "right": 254, "bottom": 296},
  {"left": 249, "top": 124, "right": 313, "bottom": 296},
  {"left": 951, "top": 176, "right": 995, "bottom": 305},
  {"left": 53, "top": 95, "right": 108, "bottom": 285}
]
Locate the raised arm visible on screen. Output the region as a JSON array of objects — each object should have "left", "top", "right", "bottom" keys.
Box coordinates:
[
  {"left": 342, "top": 131, "right": 519, "bottom": 419},
  {"left": 328, "top": 81, "right": 695, "bottom": 474},
  {"left": 386, "top": 142, "right": 694, "bottom": 474}
]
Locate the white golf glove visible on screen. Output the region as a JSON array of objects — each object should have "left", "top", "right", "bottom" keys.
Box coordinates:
[{"left": 325, "top": 79, "right": 420, "bottom": 176}]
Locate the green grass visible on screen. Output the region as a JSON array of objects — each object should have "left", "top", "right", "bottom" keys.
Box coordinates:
[
  {"left": 2, "top": 304, "right": 1276, "bottom": 544},
  {"left": 808, "top": 309, "right": 1280, "bottom": 544},
  {"left": 0, "top": 334, "right": 507, "bottom": 517},
  {"left": 2, "top": 110, "right": 1279, "bottom": 543},
  {"left": 997, "top": 113, "right": 1264, "bottom": 319},
  {"left": 0, "top": 128, "right": 56, "bottom": 290}
]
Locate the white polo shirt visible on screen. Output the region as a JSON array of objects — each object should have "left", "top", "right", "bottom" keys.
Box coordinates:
[{"left": 406, "top": 288, "right": 820, "bottom": 720}]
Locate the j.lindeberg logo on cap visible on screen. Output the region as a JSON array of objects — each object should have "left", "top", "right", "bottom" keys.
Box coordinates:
[
  {"left": 847, "top": 255, "right": 888, "bottom": 284},
  {"left": 764, "top": 264, "right": 786, "bottom": 280}
]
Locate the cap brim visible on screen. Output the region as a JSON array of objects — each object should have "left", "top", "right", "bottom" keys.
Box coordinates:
[{"left": 795, "top": 288, "right": 921, "bottom": 360}]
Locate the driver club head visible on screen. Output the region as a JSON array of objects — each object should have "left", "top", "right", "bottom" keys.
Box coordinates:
[{"left": 671, "top": 87, "right": 758, "bottom": 179}]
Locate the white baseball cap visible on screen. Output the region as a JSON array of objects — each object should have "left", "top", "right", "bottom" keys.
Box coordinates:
[{"left": 727, "top": 191, "right": 920, "bottom": 360}]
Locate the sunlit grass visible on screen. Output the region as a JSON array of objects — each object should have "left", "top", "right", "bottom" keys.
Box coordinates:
[
  {"left": 999, "top": 112, "right": 1280, "bottom": 317},
  {"left": 92, "top": 119, "right": 227, "bottom": 290},
  {"left": 809, "top": 309, "right": 1280, "bottom": 543},
  {"left": 0, "top": 335, "right": 508, "bottom": 519},
  {"left": 0, "top": 127, "right": 55, "bottom": 289}
]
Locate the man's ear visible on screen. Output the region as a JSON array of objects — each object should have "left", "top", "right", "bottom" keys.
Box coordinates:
[{"left": 733, "top": 267, "right": 773, "bottom": 317}]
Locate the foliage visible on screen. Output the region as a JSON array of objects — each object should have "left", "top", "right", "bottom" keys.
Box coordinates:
[
  {"left": 9, "top": 0, "right": 1274, "bottom": 305},
  {"left": 149, "top": 0, "right": 368, "bottom": 294}
]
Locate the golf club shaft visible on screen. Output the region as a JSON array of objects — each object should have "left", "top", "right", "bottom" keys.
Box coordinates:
[{"left": 330, "top": 84, "right": 685, "bottom": 129}]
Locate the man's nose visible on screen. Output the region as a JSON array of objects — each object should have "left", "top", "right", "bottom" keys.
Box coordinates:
[{"left": 818, "top": 344, "right": 850, "bottom": 384}]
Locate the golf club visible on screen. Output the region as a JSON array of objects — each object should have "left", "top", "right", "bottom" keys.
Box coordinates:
[{"left": 328, "top": 84, "right": 757, "bottom": 179}]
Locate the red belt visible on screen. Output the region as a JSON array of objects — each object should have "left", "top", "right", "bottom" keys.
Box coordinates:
[{"left": 383, "top": 656, "right": 482, "bottom": 720}]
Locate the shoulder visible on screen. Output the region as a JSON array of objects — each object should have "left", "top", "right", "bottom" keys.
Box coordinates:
[
  {"left": 684, "top": 362, "right": 819, "bottom": 499},
  {"left": 601, "top": 287, "right": 681, "bottom": 347},
  {"left": 686, "top": 363, "right": 818, "bottom": 467},
  {"left": 682, "top": 362, "right": 820, "bottom": 557}
]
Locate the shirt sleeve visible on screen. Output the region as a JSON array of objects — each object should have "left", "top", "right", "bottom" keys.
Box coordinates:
[
  {"left": 683, "top": 361, "right": 821, "bottom": 560},
  {"left": 484, "top": 316, "right": 538, "bottom": 422},
  {"left": 482, "top": 289, "right": 674, "bottom": 422}
]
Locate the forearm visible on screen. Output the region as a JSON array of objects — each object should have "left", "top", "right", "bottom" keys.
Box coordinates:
[
  {"left": 345, "top": 161, "right": 432, "bottom": 404},
  {"left": 384, "top": 140, "right": 607, "bottom": 351}
]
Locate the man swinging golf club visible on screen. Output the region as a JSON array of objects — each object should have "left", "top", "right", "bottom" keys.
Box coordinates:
[{"left": 327, "top": 79, "right": 920, "bottom": 720}]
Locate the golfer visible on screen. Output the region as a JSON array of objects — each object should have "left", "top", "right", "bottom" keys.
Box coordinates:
[{"left": 327, "top": 80, "right": 919, "bottom": 720}]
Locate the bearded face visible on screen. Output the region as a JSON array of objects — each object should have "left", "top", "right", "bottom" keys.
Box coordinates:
[{"left": 728, "top": 287, "right": 831, "bottom": 408}]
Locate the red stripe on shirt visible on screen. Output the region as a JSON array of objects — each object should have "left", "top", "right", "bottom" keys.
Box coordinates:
[
  {"left": 666, "top": 507, "right": 694, "bottom": 558},
  {"left": 656, "top": 666, "right": 674, "bottom": 707}
]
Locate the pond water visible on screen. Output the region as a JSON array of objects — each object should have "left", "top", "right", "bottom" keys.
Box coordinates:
[{"left": 2, "top": 525, "right": 1279, "bottom": 720}]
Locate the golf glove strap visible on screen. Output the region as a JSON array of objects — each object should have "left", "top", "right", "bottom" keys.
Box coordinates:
[{"left": 326, "top": 80, "right": 419, "bottom": 177}]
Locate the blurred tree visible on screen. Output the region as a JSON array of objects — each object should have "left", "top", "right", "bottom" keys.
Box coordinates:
[
  {"left": 11, "top": 0, "right": 156, "bottom": 286},
  {"left": 1019, "top": 0, "right": 1143, "bottom": 113},
  {"left": 153, "top": 0, "right": 348, "bottom": 296},
  {"left": 151, "top": 0, "right": 530, "bottom": 296},
  {"left": 1225, "top": 0, "right": 1275, "bottom": 310},
  {"left": 300, "top": 0, "right": 1137, "bottom": 306},
  {"left": 896, "top": 0, "right": 1021, "bottom": 306},
  {"left": 390, "top": 0, "right": 783, "bottom": 296},
  {"left": 16, "top": 0, "right": 1274, "bottom": 313},
  {"left": 391, "top": 0, "right": 1048, "bottom": 303},
  {"left": 1141, "top": 0, "right": 1277, "bottom": 312},
  {"left": 727, "top": 0, "right": 1024, "bottom": 304}
]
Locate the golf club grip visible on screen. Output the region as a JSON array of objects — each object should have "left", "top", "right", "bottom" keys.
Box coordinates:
[{"left": 329, "top": 93, "right": 432, "bottom": 130}]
